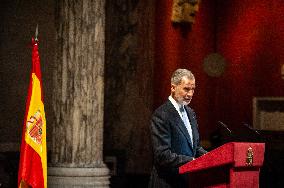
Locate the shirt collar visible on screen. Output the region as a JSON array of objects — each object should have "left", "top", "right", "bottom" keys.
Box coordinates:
[{"left": 168, "top": 95, "right": 183, "bottom": 117}]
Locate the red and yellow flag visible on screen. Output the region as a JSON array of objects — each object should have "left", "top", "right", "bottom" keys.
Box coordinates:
[{"left": 18, "top": 38, "right": 47, "bottom": 188}]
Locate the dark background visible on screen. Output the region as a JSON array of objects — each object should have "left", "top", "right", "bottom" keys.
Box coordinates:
[{"left": 1, "top": 0, "right": 284, "bottom": 187}]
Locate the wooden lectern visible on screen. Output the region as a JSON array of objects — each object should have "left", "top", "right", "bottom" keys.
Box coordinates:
[{"left": 179, "top": 142, "right": 265, "bottom": 188}]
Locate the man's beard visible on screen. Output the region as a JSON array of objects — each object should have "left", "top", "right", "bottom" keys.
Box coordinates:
[
  {"left": 177, "top": 97, "right": 191, "bottom": 106},
  {"left": 182, "top": 100, "right": 190, "bottom": 106}
]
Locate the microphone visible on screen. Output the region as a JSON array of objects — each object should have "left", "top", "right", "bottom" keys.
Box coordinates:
[
  {"left": 240, "top": 122, "right": 267, "bottom": 143},
  {"left": 217, "top": 121, "right": 232, "bottom": 135},
  {"left": 242, "top": 122, "right": 261, "bottom": 136}
]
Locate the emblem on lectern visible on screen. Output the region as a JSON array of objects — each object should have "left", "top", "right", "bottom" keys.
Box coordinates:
[{"left": 246, "top": 146, "right": 254, "bottom": 166}]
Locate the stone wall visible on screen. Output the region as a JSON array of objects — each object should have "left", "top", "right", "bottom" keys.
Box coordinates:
[{"left": 0, "top": 0, "right": 56, "bottom": 147}]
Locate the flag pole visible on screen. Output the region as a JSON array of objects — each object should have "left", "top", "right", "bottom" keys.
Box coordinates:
[{"left": 35, "top": 24, "right": 38, "bottom": 42}]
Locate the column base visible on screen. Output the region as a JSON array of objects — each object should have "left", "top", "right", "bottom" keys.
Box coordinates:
[{"left": 48, "top": 166, "right": 110, "bottom": 188}]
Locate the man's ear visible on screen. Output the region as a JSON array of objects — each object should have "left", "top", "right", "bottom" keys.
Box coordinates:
[{"left": 171, "top": 84, "right": 176, "bottom": 93}]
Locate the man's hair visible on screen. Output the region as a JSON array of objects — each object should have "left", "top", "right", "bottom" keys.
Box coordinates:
[{"left": 171, "top": 68, "right": 195, "bottom": 85}]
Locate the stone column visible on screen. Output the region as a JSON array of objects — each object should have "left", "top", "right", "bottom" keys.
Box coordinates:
[{"left": 48, "top": 0, "right": 109, "bottom": 187}]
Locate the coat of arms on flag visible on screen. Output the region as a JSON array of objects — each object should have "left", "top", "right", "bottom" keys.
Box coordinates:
[{"left": 27, "top": 109, "right": 43, "bottom": 145}]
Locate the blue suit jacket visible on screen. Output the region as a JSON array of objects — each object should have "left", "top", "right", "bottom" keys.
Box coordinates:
[{"left": 149, "top": 100, "right": 207, "bottom": 188}]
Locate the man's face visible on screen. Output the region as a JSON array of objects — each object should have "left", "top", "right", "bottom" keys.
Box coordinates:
[{"left": 171, "top": 77, "right": 195, "bottom": 106}]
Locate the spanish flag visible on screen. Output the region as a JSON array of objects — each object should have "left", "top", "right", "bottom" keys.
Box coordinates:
[{"left": 18, "top": 38, "right": 47, "bottom": 188}]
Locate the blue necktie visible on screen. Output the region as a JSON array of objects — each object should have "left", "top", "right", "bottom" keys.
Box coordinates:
[{"left": 180, "top": 106, "right": 193, "bottom": 146}]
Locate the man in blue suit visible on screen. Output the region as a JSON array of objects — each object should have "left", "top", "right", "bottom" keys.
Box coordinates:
[{"left": 149, "top": 68, "right": 207, "bottom": 188}]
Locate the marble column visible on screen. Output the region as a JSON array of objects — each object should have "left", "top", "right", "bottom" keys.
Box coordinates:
[{"left": 48, "top": 0, "right": 109, "bottom": 187}]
